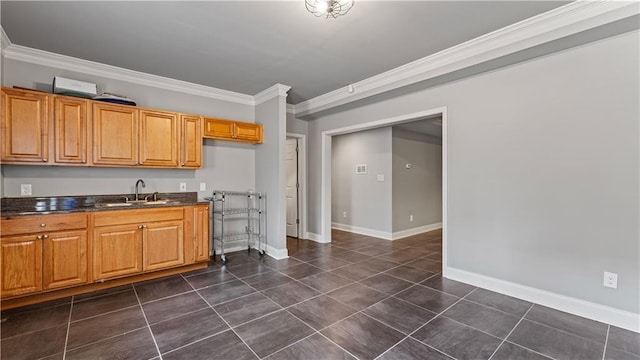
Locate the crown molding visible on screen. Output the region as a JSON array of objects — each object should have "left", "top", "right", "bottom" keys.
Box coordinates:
[
  {"left": 1, "top": 42, "right": 256, "bottom": 106},
  {"left": 294, "top": 0, "right": 640, "bottom": 117},
  {"left": 254, "top": 83, "right": 292, "bottom": 105},
  {"left": 286, "top": 103, "right": 296, "bottom": 115},
  {"left": 1, "top": 26, "right": 11, "bottom": 51}
]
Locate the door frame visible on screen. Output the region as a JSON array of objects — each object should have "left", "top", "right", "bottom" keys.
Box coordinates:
[
  {"left": 320, "top": 106, "right": 448, "bottom": 269},
  {"left": 286, "top": 132, "right": 307, "bottom": 239}
]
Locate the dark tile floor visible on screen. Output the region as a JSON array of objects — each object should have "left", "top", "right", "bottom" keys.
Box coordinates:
[{"left": 1, "top": 229, "right": 638, "bottom": 360}]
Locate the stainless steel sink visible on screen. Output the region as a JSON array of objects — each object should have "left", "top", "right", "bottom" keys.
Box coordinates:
[
  {"left": 142, "top": 200, "right": 171, "bottom": 205},
  {"left": 98, "top": 203, "right": 133, "bottom": 207}
]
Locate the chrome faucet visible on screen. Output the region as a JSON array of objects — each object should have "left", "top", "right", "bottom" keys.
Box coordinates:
[{"left": 135, "top": 179, "right": 146, "bottom": 201}]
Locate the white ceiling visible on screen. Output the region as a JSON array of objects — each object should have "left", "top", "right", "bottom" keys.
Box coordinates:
[{"left": 1, "top": 1, "right": 568, "bottom": 104}]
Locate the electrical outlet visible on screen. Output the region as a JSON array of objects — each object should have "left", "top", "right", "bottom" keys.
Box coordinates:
[
  {"left": 179, "top": 183, "right": 187, "bottom": 192},
  {"left": 20, "top": 184, "right": 32, "bottom": 196},
  {"left": 603, "top": 272, "right": 618, "bottom": 289},
  {"left": 343, "top": 211, "right": 347, "bottom": 218},
  {"left": 199, "top": 182, "right": 206, "bottom": 191},
  {"left": 410, "top": 214, "right": 414, "bottom": 222}
]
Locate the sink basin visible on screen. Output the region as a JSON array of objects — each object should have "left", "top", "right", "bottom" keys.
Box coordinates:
[
  {"left": 142, "top": 200, "right": 172, "bottom": 205},
  {"left": 98, "top": 203, "right": 133, "bottom": 207}
]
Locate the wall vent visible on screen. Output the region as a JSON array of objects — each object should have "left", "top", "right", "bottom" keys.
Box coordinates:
[{"left": 355, "top": 164, "right": 367, "bottom": 175}]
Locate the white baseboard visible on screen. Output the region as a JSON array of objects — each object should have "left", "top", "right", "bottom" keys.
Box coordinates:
[
  {"left": 331, "top": 222, "right": 442, "bottom": 241},
  {"left": 444, "top": 267, "right": 640, "bottom": 333},
  {"left": 391, "top": 222, "right": 442, "bottom": 240},
  {"left": 332, "top": 222, "right": 392, "bottom": 240},
  {"left": 266, "top": 245, "right": 288, "bottom": 260},
  {"left": 308, "top": 232, "right": 330, "bottom": 243}
]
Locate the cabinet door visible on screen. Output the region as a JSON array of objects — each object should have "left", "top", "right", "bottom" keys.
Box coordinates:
[
  {"left": 143, "top": 220, "right": 184, "bottom": 271},
  {"left": 140, "top": 110, "right": 179, "bottom": 167},
  {"left": 1, "top": 235, "right": 43, "bottom": 297},
  {"left": 54, "top": 97, "right": 89, "bottom": 164},
  {"left": 93, "top": 103, "right": 138, "bottom": 166},
  {"left": 93, "top": 224, "right": 142, "bottom": 280},
  {"left": 235, "top": 122, "right": 263, "bottom": 144},
  {"left": 203, "top": 118, "right": 235, "bottom": 140},
  {"left": 1, "top": 88, "right": 50, "bottom": 163},
  {"left": 43, "top": 230, "right": 88, "bottom": 289},
  {"left": 194, "top": 206, "right": 210, "bottom": 262},
  {"left": 180, "top": 114, "right": 202, "bottom": 168}
]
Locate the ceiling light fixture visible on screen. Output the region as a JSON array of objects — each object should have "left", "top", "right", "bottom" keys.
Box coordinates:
[{"left": 305, "top": 0, "right": 354, "bottom": 19}]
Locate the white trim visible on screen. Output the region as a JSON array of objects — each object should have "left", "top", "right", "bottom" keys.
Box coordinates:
[
  {"left": 307, "top": 232, "right": 328, "bottom": 243},
  {"left": 1, "top": 26, "right": 11, "bottom": 51},
  {"left": 391, "top": 222, "right": 442, "bottom": 240},
  {"left": 212, "top": 244, "right": 288, "bottom": 260},
  {"left": 266, "top": 245, "right": 289, "bottom": 260},
  {"left": 294, "top": 1, "right": 640, "bottom": 116},
  {"left": 254, "top": 83, "right": 292, "bottom": 105},
  {"left": 332, "top": 222, "right": 393, "bottom": 240},
  {"left": 287, "top": 132, "right": 308, "bottom": 241},
  {"left": 444, "top": 267, "right": 640, "bottom": 334},
  {"left": 1, "top": 43, "right": 256, "bottom": 105},
  {"left": 286, "top": 103, "right": 296, "bottom": 115}
]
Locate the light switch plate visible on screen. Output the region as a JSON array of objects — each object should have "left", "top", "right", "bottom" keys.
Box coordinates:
[
  {"left": 377, "top": 174, "right": 385, "bottom": 182},
  {"left": 199, "top": 183, "right": 206, "bottom": 191}
]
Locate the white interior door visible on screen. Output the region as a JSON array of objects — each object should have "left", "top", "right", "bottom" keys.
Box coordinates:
[{"left": 286, "top": 138, "right": 299, "bottom": 238}]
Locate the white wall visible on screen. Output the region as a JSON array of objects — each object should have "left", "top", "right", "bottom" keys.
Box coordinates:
[
  {"left": 306, "top": 31, "right": 640, "bottom": 315},
  {"left": 331, "top": 127, "right": 392, "bottom": 234},
  {"left": 392, "top": 128, "right": 442, "bottom": 232},
  {"left": 1, "top": 59, "right": 256, "bottom": 198}
]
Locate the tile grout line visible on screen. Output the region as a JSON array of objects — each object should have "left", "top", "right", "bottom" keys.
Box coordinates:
[
  {"left": 602, "top": 325, "right": 611, "bottom": 360},
  {"left": 61, "top": 296, "right": 74, "bottom": 360},
  {"left": 133, "top": 285, "right": 163, "bottom": 360},
  {"left": 487, "top": 303, "right": 534, "bottom": 360},
  {"left": 373, "top": 288, "right": 476, "bottom": 360},
  {"left": 178, "top": 273, "right": 262, "bottom": 360}
]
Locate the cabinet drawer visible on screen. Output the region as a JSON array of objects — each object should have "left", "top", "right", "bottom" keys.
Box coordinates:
[
  {"left": 1, "top": 213, "right": 88, "bottom": 236},
  {"left": 93, "top": 207, "right": 184, "bottom": 227}
]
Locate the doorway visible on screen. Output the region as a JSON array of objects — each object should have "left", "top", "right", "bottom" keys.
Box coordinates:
[
  {"left": 320, "top": 106, "right": 449, "bottom": 271},
  {"left": 286, "top": 133, "right": 307, "bottom": 239}
]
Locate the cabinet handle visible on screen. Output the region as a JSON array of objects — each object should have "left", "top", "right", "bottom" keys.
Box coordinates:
[
  {"left": 138, "top": 225, "right": 147, "bottom": 229},
  {"left": 36, "top": 235, "right": 43, "bottom": 240},
  {"left": 40, "top": 223, "right": 46, "bottom": 227}
]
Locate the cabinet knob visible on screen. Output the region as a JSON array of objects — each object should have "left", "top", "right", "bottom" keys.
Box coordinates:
[
  {"left": 36, "top": 235, "right": 43, "bottom": 240},
  {"left": 42, "top": 158, "right": 47, "bottom": 162},
  {"left": 43, "top": 234, "right": 49, "bottom": 239},
  {"left": 181, "top": 163, "right": 185, "bottom": 166},
  {"left": 138, "top": 225, "right": 144, "bottom": 229},
  {"left": 40, "top": 223, "right": 46, "bottom": 227}
]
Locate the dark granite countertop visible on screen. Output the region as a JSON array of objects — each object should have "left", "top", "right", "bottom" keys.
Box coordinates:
[{"left": 1, "top": 192, "right": 210, "bottom": 218}]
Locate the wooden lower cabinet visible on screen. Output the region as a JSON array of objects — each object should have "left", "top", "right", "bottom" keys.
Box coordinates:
[
  {"left": 1, "top": 206, "right": 210, "bottom": 307},
  {"left": 193, "top": 205, "right": 210, "bottom": 262},
  {"left": 143, "top": 220, "right": 184, "bottom": 271},
  {"left": 43, "top": 230, "right": 88, "bottom": 289},
  {"left": 93, "top": 224, "right": 143, "bottom": 280},
  {"left": 1, "top": 235, "right": 43, "bottom": 297}
]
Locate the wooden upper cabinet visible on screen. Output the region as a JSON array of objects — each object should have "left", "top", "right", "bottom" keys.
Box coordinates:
[
  {"left": 203, "top": 117, "right": 263, "bottom": 144},
  {"left": 1, "top": 88, "right": 50, "bottom": 163},
  {"left": 203, "top": 118, "right": 235, "bottom": 139},
  {"left": 93, "top": 103, "right": 139, "bottom": 166},
  {"left": 235, "top": 122, "right": 263, "bottom": 143},
  {"left": 180, "top": 114, "right": 202, "bottom": 168},
  {"left": 140, "top": 110, "right": 178, "bottom": 167},
  {"left": 54, "top": 96, "right": 89, "bottom": 164}
]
